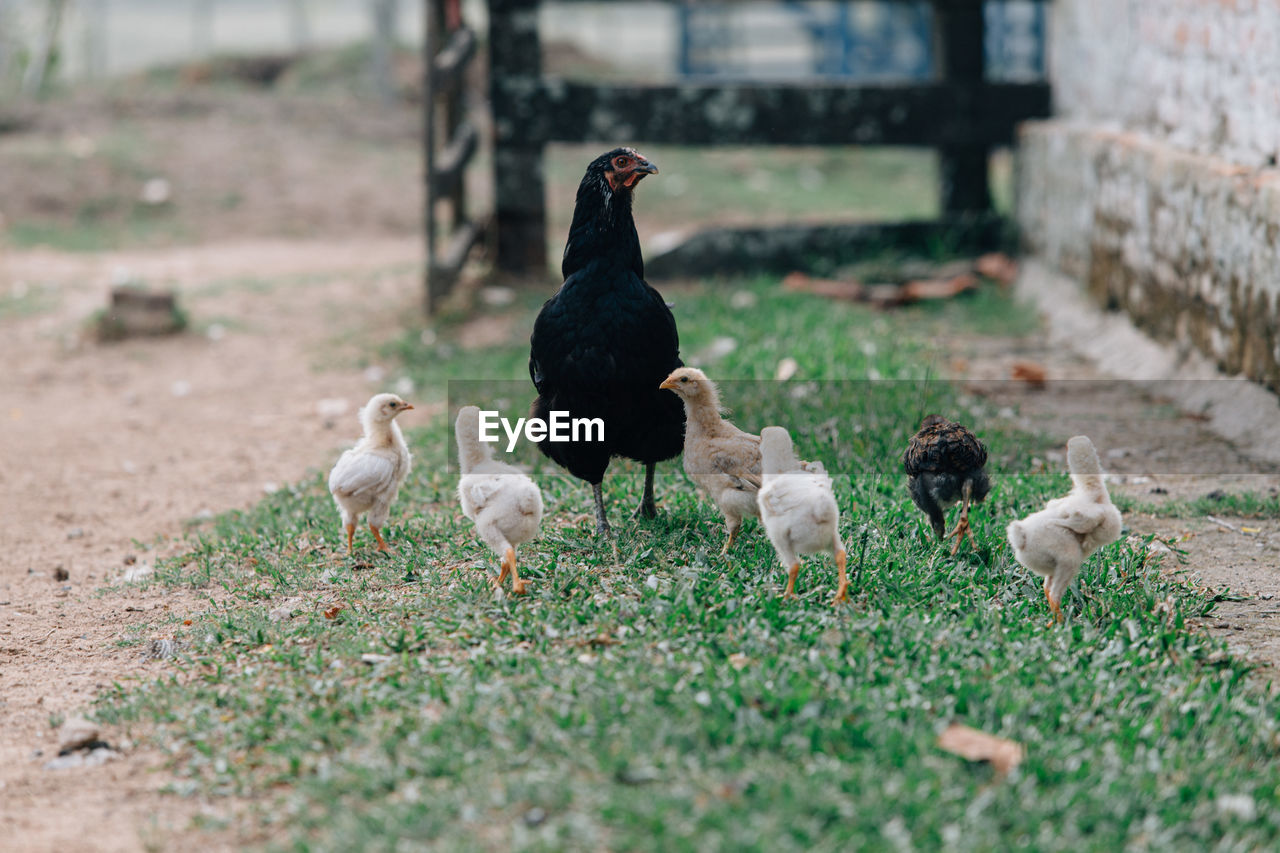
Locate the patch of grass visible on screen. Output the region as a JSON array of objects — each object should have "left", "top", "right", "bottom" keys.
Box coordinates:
[
  {"left": 1116, "top": 491, "right": 1280, "bottom": 520},
  {"left": 543, "top": 145, "right": 1015, "bottom": 271},
  {"left": 96, "top": 279, "right": 1280, "bottom": 850},
  {"left": 0, "top": 280, "right": 60, "bottom": 319},
  {"left": 8, "top": 216, "right": 186, "bottom": 252}
]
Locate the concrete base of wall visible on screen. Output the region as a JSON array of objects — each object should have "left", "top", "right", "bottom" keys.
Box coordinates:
[
  {"left": 1016, "top": 120, "right": 1280, "bottom": 392},
  {"left": 1017, "top": 258, "right": 1280, "bottom": 465}
]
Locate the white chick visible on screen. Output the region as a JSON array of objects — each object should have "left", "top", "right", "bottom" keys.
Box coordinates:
[
  {"left": 660, "top": 367, "right": 822, "bottom": 553},
  {"left": 456, "top": 405, "right": 544, "bottom": 595},
  {"left": 757, "top": 426, "right": 848, "bottom": 606},
  {"left": 1006, "top": 435, "right": 1122, "bottom": 623},
  {"left": 328, "top": 393, "right": 413, "bottom": 553}
]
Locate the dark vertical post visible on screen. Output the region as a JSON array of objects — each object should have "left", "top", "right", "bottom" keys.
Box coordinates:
[
  {"left": 423, "top": 0, "right": 439, "bottom": 311},
  {"left": 933, "top": 0, "right": 991, "bottom": 215},
  {"left": 489, "top": 0, "right": 547, "bottom": 275}
]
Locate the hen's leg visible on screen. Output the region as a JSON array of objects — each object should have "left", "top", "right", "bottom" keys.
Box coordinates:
[
  {"left": 590, "top": 482, "right": 612, "bottom": 537},
  {"left": 370, "top": 524, "right": 390, "bottom": 553},
  {"left": 783, "top": 562, "right": 801, "bottom": 599},
  {"left": 831, "top": 549, "right": 849, "bottom": 606},
  {"left": 344, "top": 523, "right": 356, "bottom": 554},
  {"left": 634, "top": 462, "right": 658, "bottom": 519}
]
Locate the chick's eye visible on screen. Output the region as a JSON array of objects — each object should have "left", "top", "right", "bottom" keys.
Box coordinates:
[{"left": 680, "top": 377, "right": 689, "bottom": 383}]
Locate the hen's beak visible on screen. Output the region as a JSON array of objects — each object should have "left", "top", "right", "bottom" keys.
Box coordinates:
[{"left": 634, "top": 157, "right": 658, "bottom": 175}]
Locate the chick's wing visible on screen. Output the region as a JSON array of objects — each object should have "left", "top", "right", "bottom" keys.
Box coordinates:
[{"left": 329, "top": 450, "right": 398, "bottom": 501}]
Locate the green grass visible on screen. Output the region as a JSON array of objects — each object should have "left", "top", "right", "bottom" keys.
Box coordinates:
[
  {"left": 545, "top": 145, "right": 1014, "bottom": 269},
  {"left": 96, "top": 277, "right": 1280, "bottom": 851},
  {"left": 0, "top": 280, "right": 60, "bottom": 319},
  {"left": 1115, "top": 491, "right": 1280, "bottom": 520}
]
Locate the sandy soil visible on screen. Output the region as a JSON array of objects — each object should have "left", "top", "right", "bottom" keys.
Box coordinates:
[{"left": 0, "top": 237, "right": 429, "bottom": 851}]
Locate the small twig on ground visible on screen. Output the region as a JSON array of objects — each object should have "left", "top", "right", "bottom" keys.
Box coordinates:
[{"left": 1207, "top": 515, "right": 1242, "bottom": 533}]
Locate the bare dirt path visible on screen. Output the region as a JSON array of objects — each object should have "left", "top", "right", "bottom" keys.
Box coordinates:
[{"left": 0, "top": 237, "right": 427, "bottom": 851}]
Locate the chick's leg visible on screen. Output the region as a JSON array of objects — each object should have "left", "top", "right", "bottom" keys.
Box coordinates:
[
  {"left": 634, "top": 462, "right": 658, "bottom": 519},
  {"left": 909, "top": 477, "right": 946, "bottom": 539},
  {"left": 370, "top": 525, "right": 390, "bottom": 553},
  {"left": 344, "top": 523, "right": 356, "bottom": 554},
  {"left": 832, "top": 549, "right": 849, "bottom": 606},
  {"left": 720, "top": 516, "right": 741, "bottom": 556},
  {"left": 1043, "top": 576, "right": 1064, "bottom": 625},
  {"left": 504, "top": 547, "right": 527, "bottom": 595},
  {"left": 591, "top": 482, "right": 612, "bottom": 537},
  {"left": 783, "top": 562, "right": 801, "bottom": 599},
  {"left": 945, "top": 481, "right": 975, "bottom": 555}
]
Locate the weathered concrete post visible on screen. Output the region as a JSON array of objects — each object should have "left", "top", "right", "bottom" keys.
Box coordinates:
[{"left": 489, "top": 0, "right": 548, "bottom": 275}]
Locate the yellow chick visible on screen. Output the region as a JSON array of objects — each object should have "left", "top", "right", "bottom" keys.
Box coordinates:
[
  {"left": 328, "top": 393, "right": 413, "bottom": 553},
  {"left": 456, "top": 405, "right": 544, "bottom": 595},
  {"left": 1007, "top": 435, "right": 1122, "bottom": 623},
  {"left": 660, "top": 367, "right": 821, "bottom": 553},
  {"left": 757, "top": 426, "right": 848, "bottom": 606}
]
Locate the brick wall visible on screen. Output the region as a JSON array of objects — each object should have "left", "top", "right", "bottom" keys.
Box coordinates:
[{"left": 1018, "top": 1, "right": 1280, "bottom": 390}]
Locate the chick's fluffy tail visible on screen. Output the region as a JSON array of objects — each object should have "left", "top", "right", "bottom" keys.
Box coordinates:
[
  {"left": 1006, "top": 520, "right": 1027, "bottom": 552},
  {"left": 1066, "top": 435, "right": 1109, "bottom": 501}
]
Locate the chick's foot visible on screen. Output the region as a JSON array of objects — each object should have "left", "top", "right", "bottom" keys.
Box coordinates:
[
  {"left": 945, "top": 514, "right": 971, "bottom": 555},
  {"left": 503, "top": 547, "right": 528, "bottom": 595},
  {"left": 783, "top": 562, "right": 800, "bottom": 600},
  {"left": 831, "top": 550, "right": 849, "bottom": 606}
]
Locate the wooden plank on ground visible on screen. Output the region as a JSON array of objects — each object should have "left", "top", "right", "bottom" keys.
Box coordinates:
[{"left": 645, "top": 216, "right": 1007, "bottom": 280}]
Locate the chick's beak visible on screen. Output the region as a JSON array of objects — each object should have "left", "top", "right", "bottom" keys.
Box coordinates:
[
  {"left": 401, "top": 403, "right": 414, "bottom": 411},
  {"left": 658, "top": 378, "right": 677, "bottom": 391}
]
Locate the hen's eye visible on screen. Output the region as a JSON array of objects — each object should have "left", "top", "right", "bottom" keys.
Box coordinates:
[{"left": 615, "top": 157, "right": 628, "bottom": 168}]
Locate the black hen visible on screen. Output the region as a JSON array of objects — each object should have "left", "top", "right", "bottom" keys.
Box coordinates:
[
  {"left": 529, "top": 147, "right": 685, "bottom": 535},
  {"left": 902, "top": 414, "right": 990, "bottom": 553}
]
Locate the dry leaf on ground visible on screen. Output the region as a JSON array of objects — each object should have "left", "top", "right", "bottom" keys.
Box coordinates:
[{"left": 937, "top": 723, "right": 1025, "bottom": 774}]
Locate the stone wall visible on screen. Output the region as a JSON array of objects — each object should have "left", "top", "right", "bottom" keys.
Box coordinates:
[{"left": 1017, "top": 1, "right": 1280, "bottom": 390}]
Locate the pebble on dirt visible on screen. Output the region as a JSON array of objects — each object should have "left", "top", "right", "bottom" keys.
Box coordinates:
[
  {"left": 56, "top": 717, "right": 100, "bottom": 753},
  {"left": 53, "top": 565, "right": 69, "bottom": 581}
]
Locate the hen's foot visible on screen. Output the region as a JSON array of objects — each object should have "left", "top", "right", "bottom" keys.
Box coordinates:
[
  {"left": 591, "top": 483, "right": 613, "bottom": 537},
  {"left": 634, "top": 462, "right": 658, "bottom": 519}
]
